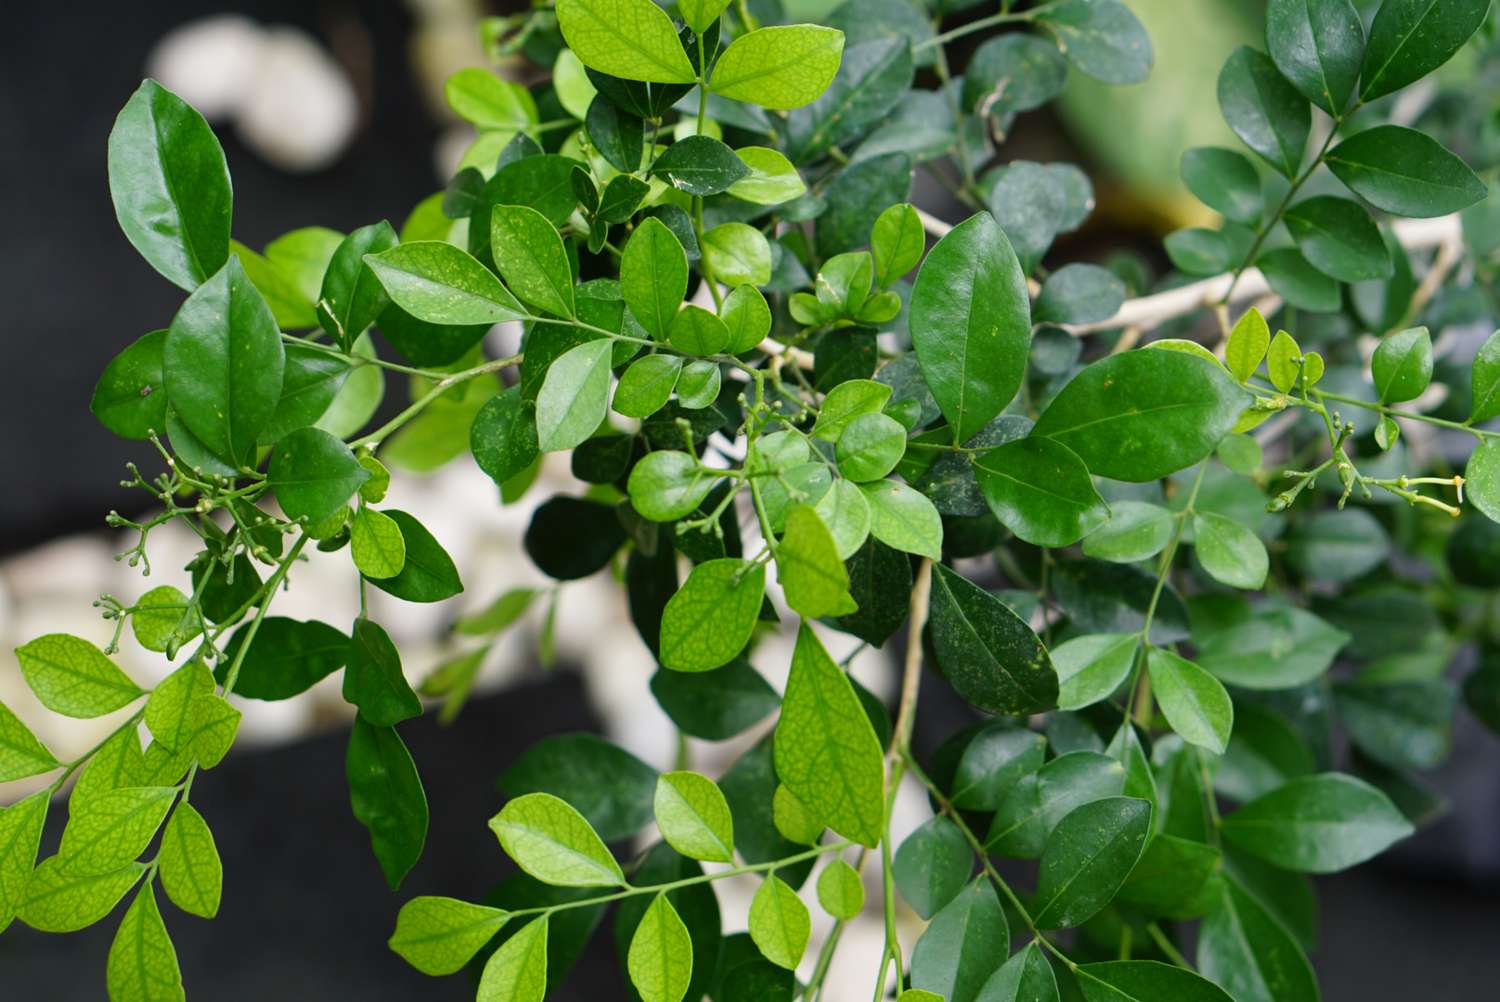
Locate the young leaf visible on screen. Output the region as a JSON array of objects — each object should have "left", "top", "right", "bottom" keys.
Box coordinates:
[
  {"left": 1217, "top": 46, "right": 1310, "bottom": 177},
  {"left": 669, "top": 305, "right": 730, "bottom": 355},
  {"left": 389, "top": 896, "right": 509, "bottom": 976},
  {"left": 1053, "top": 633, "right": 1139, "bottom": 711},
  {"left": 975, "top": 436, "right": 1109, "bottom": 547},
  {"left": 346, "top": 716, "right": 428, "bottom": 889},
  {"left": 615, "top": 355, "right": 684, "bottom": 418},
  {"left": 1146, "top": 648, "right": 1234, "bottom": 754},
  {"left": 536, "top": 339, "right": 613, "bottom": 452},
  {"left": 16, "top": 634, "right": 143, "bottom": 719},
  {"left": 1359, "top": 0, "right": 1491, "bottom": 102},
  {"left": 777, "top": 506, "right": 857, "bottom": 618},
  {"left": 1033, "top": 796, "right": 1151, "bottom": 929},
  {"left": 627, "top": 893, "right": 695, "bottom": 1002},
  {"left": 1193, "top": 512, "right": 1269, "bottom": 590},
  {"left": 1265, "top": 0, "right": 1364, "bottom": 114},
  {"left": 1220, "top": 773, "right": 1414, "bottom": 872},
  {"left": 1225, "top": 307, "right": 1270, "bottom": 383},
  {"left": 1074, "top": 961, "right": 1235, "bottom": 1002},
  {"left": 814, "top": 479, "right": 872, "bottom": 560},
  {"left": 477, "top": 915, "right": 549, "bottom": 1002},
  {"left": 364, "top": 241, "right": 526, "bottom": 326},
  {"left": 352, "top": 507, "right": 408, "bottom": 579},
  {"left": 1371, "top": 325, "right": 1432, "bottom": 403},
  {"left": 816, "top": 859, "right": 865, "bottom": 920},
  {"left": 1326, "top": 125, "right": 1487, "bottom": 218},
  {"left": 0, "top": 792, "right": 48, "bottom": 933},
  {"left": 910, "top": 212, "right": 1031, "bottom": 443},
  {"left": 859, "top": 480, "right": 943, "bottom": 560},
  {"left": 835, "top": 413, "right": 907, "bottom": 483},
  {"left": 19, "top": 858, "right": 145, "bottom": 933},
  {"left": 344, "top": 618, "right": 422, "bottom": 726},
  {"left": 489, "top": 792, "right": 626, "bottom": 887},
  {"left": 748, "top": 874, "right": 810, "bottom": 969},
  {"left": 728, "top": 147, "right": 807, "bottom": 205},
  {"left": 106, "top": 884, "right": 184, "bottom": 1002},
  {"left": 774, "top": 624, "right": 886, "bottom": 848},
  {"left": 702, "top": 222, "right": 772, "bottom": 286},
  {"left": 928, "top": 564, "right": 1058, "bottom": 716},
  {"left": 158, "top": 802, "right": 222, "bottom": 919},
  {"left": 909, "top": 878, "right": 1008, "bottom": 1002},
  {"left": 556, "top": 0, "right": 697, "bottom": 84},
  {"left": 893, "top": 816, "right": 972, "bottom": 919},
  {"left": 145, "top": 661, "right": 215, "bottom": 753},
  {"left": 491, "top": 204, "right": 575, "bottom": 318},
  {"left": 709, "top": 26, "right": 846, "bottom": 110},
  {"left": 1032, "top": 350, "right": 1251, "bottom": 482},
  {"left": 678, "top": 0, "right": 731, "bottom": 34},
  {"left": 269, "top": 426, "right": 371, "bottom": 524},
  {"left": 0, "top": 700, "right": 59, "bottom": 782},
  {"left": 629, "top": 450, "right": 718, "bottom": 522},
  {"left": 654, "top": 771, "right": 735, "bottom": 864},
  {"left": 659, "top": 559, "right": 765, "bottom": 672},
  {"left": 164, "top": 256, "right": 285, "bottom": 467},
  {"left": 870, "top": 203, "right": 925, "bottom": 287},
  {"left": 621, "top": 217, "right": 689, "bottom": 341},
  {"left": 108, "top": 79, "right": 231, "bottom": 291},
  {"left": 58, "top": 786, "right": 176, "bottom": 876}
]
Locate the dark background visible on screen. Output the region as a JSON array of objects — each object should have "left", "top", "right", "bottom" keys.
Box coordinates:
[{"left": 0, "top": 1, "right": 1496, "bottom": 999}]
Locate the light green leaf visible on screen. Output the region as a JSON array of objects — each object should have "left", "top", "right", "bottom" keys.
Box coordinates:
[
  {"left": 659, "top": 559, "right": 765, "bottom": 672},
  {"left": 709, "top": 26, "right": 846, "bottom": 111},
  {"left": 870, "top": 203, "right": 925, "bottom": 288},
  {"left": 814, "top": 479, "right": 872, "bottom": 560},
  {"left": 58, "top": 786, "right": 177, "bottom": 877},
  {"left": 489, "top": 792, "right": 625, "bottom": 887},
  {"left": 1266, "top": 329, "right": 1301, "bottom": 394},
  {"left": 16, "top": 634, "right": 143, "bottom": 719},
  {"left": 614, "top": 355, "right": 683, "bottom": 419},
  {"left": 772, "top": 784, "right": 823, "bottom": 845},
  {"left": 477, "top": 916, "right": 549, "bottom": 1002},
  {"left": 627, "top": 893, "right": 694, "bottom": 1002},
  {"left": 836, "top": 413, "right": 907, "bottom": 483},
  {"left": 556, "top": 0, "right": 697, "bottom": 84},
  {"left": 702, "top": 222, "right": 772, "bottom": 287},
  {"left": 728, "top": 147, "right": 807, "bottom": 205},
  {"left": 678, "top": 0, "right": 731, "bottom": 34},
  {"left": 445, "top": 67, "right": 538, "bottom": 129},
  {"left": 145, "top": 661, "right": 214, "bottom": 753},
  {"left": 1054, "top": 633, "right": 1138, "bottom": 710},
  {"left": 1147, "top": 649, "right": 1234, "bottom": 754},
  {"left": 365, "top": 242, "right": 526, "bottom": 326},
  {"left": 1034, "top": 796, "right": 1151, "bottom": 929},
  {"left": 775, "top": 624, "right": 886, "bottom": 847},
  {"left": 1081, "top": 501, "right": 1174, "bottom": 564},
  {"left": 628, "top": 450, "right": 718, "bottom": 522},
  {"left": 669, "top": 305, "right": 729, "bottom": 356},
  {"left": 1193, "top": 512, "right": 1268, "bottom": 589},
  {"left": 748, "top": 873, "right": 811, "bottom": 969},
  {"left": 536, "top": 339, "right": 613, "bottom": 452},
  {"left": 106, "top": 884, "right": 184, "bottom": 1002},
  {"left": 158, "top": 802, "right": 221, "bottom": 920},
  {"left": 910, "top": 212, "right": 1030, "bottom": 443},
  {"left": 675, "top": 360, "right": 720, "bottom": 409},
  {"left": 928, "top": 564, "right": 1057, "bottom": 716},
  {"left": 654, "top": 771, "right": 734, "bottom": 864},
  {"left": 0, "top": 792, "right": 48, "bottom": 933},
  {"left": 975, "top": 436, "right": 1108, "bottom": 547},
  {"left": 389, "top": 895, "right": 509, "bottom": 976},
  {"left": 621, "top": 218, "right": 688, "bottom": 341},
  {"left": 352, "top": 507, "right": 408, "bottom": 579},
  {"left": 859, "top": 480, "right": 943, "bottom": 560},
  {"left": 816, "top": 858, "right": 865, "bottom": 920},
  {"left": 20, "top": 857, "right": 144, "bottom": 933},
  {"left": 777, "top": 507, "right": 857, "bottom": 619},
  {"left": 1220, "top": 773, "right": 1413, "bottom": 873},
  {"left": 1469, "top": 329, "right": 1500, "bottom": 423},
  {"left": 1225, "top": 307, "right": 1270, "bottom": 383},
  {"left": 107, "top": 80, "right": 231, "bottom": 291},
  {"left": 720, "top": 285, "right": 772, "bottom": 353},
  {"left": 1372, "top": 325, "right": 1432, "bottom": 403},
  {"left": 0, "top": 701, "right": 59, "bottom": 783},
  {"left": 813, "top": 379, "right": 892, "bottom": 443},
  {"left": 491, "top": 205, "right": 575, "bottom": 318}
]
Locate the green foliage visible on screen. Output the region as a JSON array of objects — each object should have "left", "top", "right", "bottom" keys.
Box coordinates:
[{"left": 19, "top": 1, "right": 1500, "bottom": 998}]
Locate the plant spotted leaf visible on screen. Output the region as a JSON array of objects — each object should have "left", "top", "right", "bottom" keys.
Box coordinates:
[
  {"left": 108, "top": 79, "right": 231, "bottom": 291},
  {"left": 626, "top": 893, "right": 694, "bottom": 1002},
  {"left": 659, "top": 559, "right": 765, "bottom": 672},
  {"left": 16, "top": 634, "right": 144, "bottom": 719},
  {"left": 1146, "top": 649, "right": 1234, "bottom": 755},
  {"left": 652, "top": 136, "right": 751, "bottom": 197},
  {"left": 536, "top": 339, "right": 613, "bottom": 453},
  {"left": 91, "top": 330, "right": 169, "bottom": 441},
  {"left": 347, "top": 716, "right": 428, "bottom": 890},
  {"left": 158, "top": 802, "right": 222, "bottom": 920},
  {"left": 471, "top": 385, "right": 540, "bottom": 487},
  {"left": 489, "top": 792, "right": 626, "bottom": 887},
  {"left": 389, "top": 896, "right": 510, "bottom": 976},
  {"left": 774, "top": 625, "right": 886, "bottom": 848},
  {"left": 748, "top": 873, "right": 810, "bottom": 969},
  {"left": 1035, "top": 0, "right": 1153, "bottom": 85},
  {"left": 105, "top": 884, "right": 184, "bottom": 1002},
  {"left": 615, "top": 355, "right": 684, "bottom": 419},
  {"left": 556, "top": 0, "right": 697, "bottom": 84},
  {"left": 477, "top": 915, "right": 549, "bottom": 1002},
  {"left": 709, "top": 26, "right": 846, "bottom": 111},
  {"left": 490, "top": 204, "right": 576, "bottom": 318},
  {"left": 859, "top": 481, "right": 943, "bottom": 560},
  {"left": 816, "top": 858, "right": 864, "bottom": 920},
  {"left": 654, "top": 771, "right": 734, "bottom": 864},
  {"left": 928, "top": 564, "right": 1058, "bottom": 716},
  {"left": 319, "top": 221, "right": 399, "bottom": 348},
  {"left": 1033, "top": 796, "right": 1151, "bottom": 929},
  {"left": 365, "top": 241, "right": 526, "bottom": 326}
]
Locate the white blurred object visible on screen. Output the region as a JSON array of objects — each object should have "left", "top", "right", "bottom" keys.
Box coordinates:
[{"left": 146, "top": 16, "right": 358, "bottom": 172}]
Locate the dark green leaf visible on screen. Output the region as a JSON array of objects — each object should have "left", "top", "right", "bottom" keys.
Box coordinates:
[
  {"left": 524, "top": 496, "right": 626, "bottom": 579},
  {"left": 1034, "top": 796, "right": 1151, "bottom": 928},
  {"left": 649, "top": 660, "right": 779, "bottom": 741},
  {"left": 320, "top": 221, "right": 400, "bottom": 347},
  {"left": 785, "top": 38, "right": 914, "bottom": 162},
  {"left": 1266, "top": 0, "right": 1365, "bottom": 114},
  {"left": 343, "top": 618, "right": 421, "bottom": 727},
  {"left": 621, "top": 217, "right": 688, "bottom": 342},
  {"left": 894, "top": 816, "right": 973, "bottom": 919},
  {"left": 269, "top": 426, "right": 370, "bottom": 524},
  {"left": 1181, "top": 146, "right": 1263, "bottom": 226},
  {"left": 1257, "top": 247, "right": 1340, "bottom": 312},
  {"left": 1221, "top": 772, "right": 1413, "bottom": 873},
  {"left": 988, "top": 750, "right": 1125, "bottom": 857},
  {"left": 910, "top": 878, "right": 1008, "bottom": 1002},
  {"left": 928, "top": 564, "right": 1057, "bottom": 715},
  {"left": 499, "top": 733, "right": 657, "bottom": 842},
  {"left": 975, "top": 436, "right": 1109, "bottom": 547},
  {"left": 347, "top": 716, "right": 428, "bottom": 889},
  {"left": 1371, "top": 325, "right": 1432, "bottom": 403},
  {"left": 1075, "top": 961, "right": 1235, "bottom": 1002},
  {"left": 1359, "top": 0, "right": 1491, "bottom": 101},
  {"left": 816, "top": 153, "right": 913, "bottom": 257},
  {"left": 366, "top": 510, "right": 463, "bottom": 603},
  {"left": 471, "top": 384, "right": 540, "bottom": 487},
  {"left": 1196, "top": 878, "right": 1317, "bottom": 1002},
  {"left": 218, "top": 617, "right": 347, "bottom": 700},
  {"left": 653, "top": 136, "right": 750, "bottom": 197},
  {"left": 91, "top": 330, "right": 168, "bottom": 440},
  {"left": 1283, "top": 196, "right": 1391, "bottom": 282},
  {"left": 1326, "top": 125, "right": 1488, "bottom": 218},
  {"left": 1217, "top": 46, "right": 1309, "bottom": 177},
  {"left": 1035, "top": 0, "right": 1153, "bottom": 85},
  {"left": 1034, "top": 264, "right": 1126, "bottom": 325}
]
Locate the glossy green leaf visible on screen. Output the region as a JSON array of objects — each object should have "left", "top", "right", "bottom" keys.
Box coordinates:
[
  {"left": 1359, "top": 0, "right": 1491, "bottom": 101},
  {"left": 614, "top": 355, "right": 683, "bottom": 419},
  {"left": 910, "top": 878, "right": 1008, "bottom": 1002},
  {"left": 490, "top": 205, "right": 575, "bottom": 318},
  {"left": 1193, "top": 512, "right": 1269, "bottom": 589},
  {"left": 660, "top": 559, "right": 765, "bottom": 672},
  {"left": 675, "top": 360, "right": 720, "bottom": 409},
  {"left": 775, "top": 624, "right": 885, "bottom": 847},
  {"left": 748, "top": 874, "right": 810, "bottom": 969},
  {"left": 987, "top": 751, "right": 1125, "bottom": 858},
  {"left": 721, "top": 285, "right": 772, "bottom": 353},
  {"left": 1034, "top": 796, "right": 1151, "bottom": 928},
  {"left": 1147, "top": 648, "right": 1234, "bottom": 754},
  {"left": 1035, "top": 0, "right": 1153, "bottom": 85},
  {"left": 16, "top": 634, "right": 143, "bottom": 719},
  {"left": 709, "top": 26, "right": 846, "bottom": 111},
  {"left": 1197, "top": 878, "right": 1318, "bottom": 1002},
  {"left": 320, "top": 221, "right": 399, "bottom": 347},
  {"left": 1221, "top": 772, "right": 1414, "bottom": 873},
  {"left": 1034, "top": 264, "right": 1126, "bottom": 326},
  {"left": 1266, "top": 0, "right": 1364, "bottom": 114},
  {"left": 108, "top": 80, "right": 231, "bottom": 291},
  {"left": 1181, "top": 147, "right": 1263, "bottom": 226},
  {"left": 870, "top": 203, "right": 925, "bottom": 287},
  {"left": 1283, "top": 196, "right": 1391, "bottom": 282},
  {"left": 1053, "top": 633, "right": 1138, "bottom": 710},
  {"left": 649, "top": 661, "right": 780, "bottom": 741},
  {"left": 654, "top": 772, "right": 734, "bottom": 864},
  {"left": 653, "top": 136, "right": 750, "bottom": 197},
  {"left": 1217, "top": 46, "right": 1309, "bottom": 177},
  {"left": 1033, "top": 350, "right": 1251, "bottom": 482},
  {"left": 1372, "top": 325, "right": 1432, "bottom": 403},
  {"left": 621, "top": 218, "right": 688, "bottom": 341},
  {"left": 478, "top": 915, "right": 549, "bottom": 1002},
  {"left": 702, "top": 222, "right": 772, "bottom": 287},
  {"left": 1468, "top": 439, "right": 1500, "bottom": 524},
  {"left": 928, "top": 564, "right": 1057, "bottom": 715},
  {"left": 1081, "top": 502, "right": 1174, "bottom": 564},
  {"left": 270, "top": 426, "right": 370, "bottom": 524},
  {"left": 365, "top": 241, "right": 525, "bottom": 326},
  {"left": 497, "top": 733, "right": 657, "bottom": 841},
  {"left": 390, "top": 896, "right": 509, "bottom": 976},
  {"left": 1195, "top": 604, "right": 1348, "bottom": 689},
  {"left": 536, "top": 339, "right": 612, "bottom": 452},
  {"left": 1075, "top": 960, "right": 1235, "bottom": 1002},
  {"left": 471, "top": 385, "right": 540, "bottom": 487},
  {"left": 158, "top": 802, "right": 221, "bottom": 920},
  {"left": 91, "top": 330, "right": 169, "bottom": 440},
  {"left": 347, "top": 716, "right": 428, "bottom": 890},
  {"left": 1469, "top": 329, "right": 1500, "bottom": 423},
  {"left": 343, "top": 618, "right": 421, "bottom": 727},
  {"left": 975, "top": 436, "right": 1109, "bottom": 547},
  {"left": 628, "top": 893, "right": 694, "bottom": 1002},
  {"left": 910, "top": 212, "right": 1031, "bottom": 443},
  {"left": 556, "top": 0, "right": 697, "bottom": 84},
  {"left": 894, "top": 816, "right": 972, "bottom": 919},
  {"left": 164, "top": 256, "right": 284, "bottom": 467},
  {"left": 1258, "top": 247, "right": 1340, "bottom": 312},
  {"left": 219, "top": 617, "right": 347, "bottom": 701},
  {"left": 975, "top": 942, "right": 1058, "bottom": 1002},
  {"left": 1326, "top": 125, "right": 1487, "bottom": 218},
  {"left": 669, "top": 305, "right": 729, "bottom": 356}
]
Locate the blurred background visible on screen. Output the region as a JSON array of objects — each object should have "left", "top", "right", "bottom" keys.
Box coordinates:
[{"left": 0, "top": 0, "right": 1496, "bottom": 998}]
